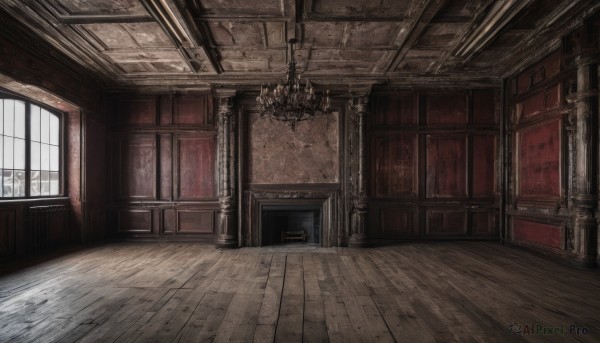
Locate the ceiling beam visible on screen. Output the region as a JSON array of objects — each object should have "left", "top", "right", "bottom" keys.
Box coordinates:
[
  {"left": 140, "top": 0, "right": 222, "bottom": 74},
  {"left": 385, "top": 0, "right": 449, "bottom": 73}
]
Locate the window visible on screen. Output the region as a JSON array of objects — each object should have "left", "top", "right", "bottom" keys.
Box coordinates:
[{"left": 1, "top": 94, "right": 62, "bottom": 198}]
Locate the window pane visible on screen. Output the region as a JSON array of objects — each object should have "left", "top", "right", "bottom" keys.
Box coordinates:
[
  {"left": 14, "top": 170, "right": 25, "bottom": 197},
  {"left": 14, "top": 101, "right": 25, "bottom": 139},
  {"left": 50, "top": 172, "right": 59, "bottom": 195},
  {"left": 50, "top": 145, "right": 59, "bottom": 171},
  {"left": 50, "top": 114, "right": 59, "bottom": 146},
  {"left": 41, "top": 109, "right": 50, "bottom": 143},
  {"left": 4, "top": 136, "right": 13, "bottom": 169},
  {"left": 3, "top": 169, "right": 13, "bottom": 197},
  {"left": 14, "top": 138, "right": 25, "bottom": 170},
  {"left": 4, "top": 100, "right": 14, "bottom": 136},
  {"left": 40, "top": 171, "right": 49, "bottom": 196},
  {"left": 31, "top": 141, "right": 40, "bottom": 170},
  {"left": 41, "top": 143, "right": 50, "bottom": 170},
  {"left": 31, "top": 171, "right": 40, "bottom": 196},
  {"left": 31, "top": 105, "right": 41, "bottom": 142}
]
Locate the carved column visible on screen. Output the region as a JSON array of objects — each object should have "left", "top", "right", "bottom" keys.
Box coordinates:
[
  {"left": 216, "top": 95, "right": 237, "bottom": 249},
  {"left": 567, "top": 55, "right": 598, "bottom": 265},
  {"left": 349, "top": 96, "right": 369, "bottom": 247}
]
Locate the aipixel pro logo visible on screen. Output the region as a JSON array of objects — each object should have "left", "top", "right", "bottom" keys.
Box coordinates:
[{"left": 509, "top": 323, "right": 588, "bottom": 336}]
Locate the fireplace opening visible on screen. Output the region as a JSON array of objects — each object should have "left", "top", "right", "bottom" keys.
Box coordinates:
[{"left": 261, "top": 205, "right": 321, "bottom": 246}]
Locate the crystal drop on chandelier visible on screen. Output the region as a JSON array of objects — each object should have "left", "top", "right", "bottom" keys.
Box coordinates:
[{"left": 256, "top": 39, "right": 331, "bottom": 130}]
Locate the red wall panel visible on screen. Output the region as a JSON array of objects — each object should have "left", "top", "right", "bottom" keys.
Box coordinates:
[
  {"left": 472, "top": 211, "right": 496, "bottom": 235},
  {"left": 371, "top": 92, "right": 417, "bottom": 126},
  {"left": 174, "top": 95, "right": 212, "bottom": 125},
  {"left": 374, "top": 207, "right": 415, "bottom": 235},
  {"left": 426, "top": 135, "right": 467, "bottom": 198},
  {"left": 426, "top": 210, "right": 466, "bottom": 234},
  {"left": 426, "top": 94, "right": 467, "bottom": 125},
  {"left": 518, "top": 120, "right": 561, "bottom": 198},
  {"left": 472, "top": 135, "right": 496, "bottom": 198},
  {"left": 116, "top": 96, "right": 157, "bottom": 126},
  {"left": 513, "top": 219, "right": 561, "bottom": 249},
  {"left": 371, "top": 134, "right": 417, "bottom": 198},
  {"left": 176, "top": 136, "right": 216, "bottom": 199},
  {"left": 118, "top": 135, "right": 156, "bottom": 199},
  {"left": 473, "top": 89, "right": 497, "bottom": 125}
]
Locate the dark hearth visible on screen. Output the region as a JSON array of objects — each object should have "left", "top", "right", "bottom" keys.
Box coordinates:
[{"left": 261, "top": 206, "right": 321, "bottom": 246}]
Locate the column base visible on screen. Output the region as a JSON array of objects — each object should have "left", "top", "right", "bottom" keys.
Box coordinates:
[
  {"left": 216, "top": 234, "right": 237, "bottom": 249},
  {"left": 348, "top": 234, "right": 368, "bottom": 248}
]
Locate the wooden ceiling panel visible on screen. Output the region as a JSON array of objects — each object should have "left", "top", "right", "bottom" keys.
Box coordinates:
[
  {"left": 207, "top": 21, "right": 266, "bottom": 46},
  {"left": 413, "top": 22, "right": 469, "bottom": 49},
  {"left": 0, "top": 0, "right": 594, "bottom": 89},
  {"left": 54, "top": 0, "right": 148, "bottom": 16},
  {"left": 103, "top": 50, "right": 191, "bottom": 73},
  {"left": 307, "top": 0, "right": 420, "bottom": 19},
  {"left": 82, "top": 23, "right": 174, "bottom": 49},
  {"left": 218, "top": 49, "right": 285, "bottom": 72},
  {"left": 195, "top": 0, "right": 284, "bottom": 16}
]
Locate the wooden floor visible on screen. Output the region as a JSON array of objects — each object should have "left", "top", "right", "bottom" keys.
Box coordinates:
[{"left": 0, "top": 242, "right": 599, "bottom": 342}]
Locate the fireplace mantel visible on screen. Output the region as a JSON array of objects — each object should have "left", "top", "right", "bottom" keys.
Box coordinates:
[{"left": 244, "top": 184, "right": 341, "bottom": 247}]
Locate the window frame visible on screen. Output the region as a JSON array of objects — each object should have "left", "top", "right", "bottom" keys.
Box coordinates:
[{"left": 0, "top": 91, "right": 64, "bottom": 199}]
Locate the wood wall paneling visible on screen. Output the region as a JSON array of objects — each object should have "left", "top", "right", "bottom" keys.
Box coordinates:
[
  {"left": 174, "top": 94, "right": 212, "bottom": 125},
  {"left": 159, "top": 134, "right": 173, "bottom": 200},
  {"left": 163, "top": 208, "right": 176, "bottom": 233},
  {"left": 472, "top": 89, "right": 498, "bottom": 125},
  {"left": 118, "top": 209, "right": 153, "bottom": 233},
  {"left": 513, "top": 219, "right": 561, "bottom": 249},
  {"left": 517, "top": 120, "right": 561, "bottom": 199},
  {"left": 371, "top": 206, "right": 416, "bottom": 235},
  {"left": 472, "top": 135, "right": 497, "bottom": 198},
  {"left": 371, "top": 92, "right": 418, "bottom": 126},
  {"left": 472, "top": 211, "right": 497, "bottom": 235},
  {"left": 426, "top": 135, "right": 467, "bottom": 198},
  {"left": 516, "top": 51, "right": 562, "bottom": 95},
  {"left": 371, "top": 134, "right": 418, "bottom": 198},
  {"left": 117, "top": 135, "right": 157, "bottom": 199},
  {"left": 426, "top": 210, "right": 467, "bottom": 234},
  {"left": 116, "top": 96, "right": 157, "bottom": 126},
  {"left": 177, "top": 210, "right": 214, "bottom": 233},
  {"left": 425, "top": 94, "right": 468, "bottom": 125},
  {"left": 176, "top": 135, "right": 216, "bottom": 200}
]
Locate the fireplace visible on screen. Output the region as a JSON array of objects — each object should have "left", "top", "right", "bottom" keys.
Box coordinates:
[
  {"left": 261, "top": 206, "right": 321, "bottom": 246},
  {"left": 246, "top": 185, "right": 340, "bottom": 247}
]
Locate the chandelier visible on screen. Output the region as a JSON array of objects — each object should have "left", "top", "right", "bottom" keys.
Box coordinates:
[{"left": 256, "top": 39, "right": 331, "bottom": 130}]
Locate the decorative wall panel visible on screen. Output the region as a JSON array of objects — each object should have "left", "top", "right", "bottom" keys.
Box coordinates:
[
  {"left": 426, "top": 94, "right": 467, "bottom": 125},
  {"left": 472, "top": 135, "right": 496, "bottom": 198},
  {"left": 248, "top": 111, "right": 339, "bottom": 184},
  {"left": 178, "top": 210, "right": 214, "bottom": 233},
  {"left": 174, "top": 95, "right": 212, "bottom": 125},
  {"left": 518, "top": 120, "right": 561, "bottom": 198},
  {"left": 426, "top": 210, "right": 467, "bottom": 234},
  {"left": 116, "top": 96, "right": 157, "bottom": 126},
  {"left": 426, "top": 135, "right": 467, "bottom": 198},
  {"left": 368, "top": 90, "right": 499, "bottom": 239},
  {"left": 371, "top": 92, "right": 417, "bottom": 127},
  {"left": 111, "top": 94, "right": 217, "bottom": 239},
  {"left": 118, "top": 209, "right": 153, "bottom": 233},
  {"left": 117, "top": 135, "right": 156, "bottom": 199},
  {"left": 176, "top": 135, "right": 216, "bottom": 199},
  {"left": 473, "top": 89, "right": 497, "bottom": 125},
  {"left": 371, "top": 134, "right": 417, "bottom": 198},
  {"left": 513, "top": 219, "right": 561, "bottom": 249}
]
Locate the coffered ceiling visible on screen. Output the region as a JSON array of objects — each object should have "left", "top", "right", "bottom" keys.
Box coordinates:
[{"left": 0, "top": 0, "right": 597, "bottom": 91}]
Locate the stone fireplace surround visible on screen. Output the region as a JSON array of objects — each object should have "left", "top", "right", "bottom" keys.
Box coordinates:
[{"left": 245, "top": 184, "right": 341, "bottom": 247}]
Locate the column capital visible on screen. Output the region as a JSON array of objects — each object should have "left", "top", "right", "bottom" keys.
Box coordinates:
[{"left": 349, "top": 95, "right": 369, "bottom": 114}]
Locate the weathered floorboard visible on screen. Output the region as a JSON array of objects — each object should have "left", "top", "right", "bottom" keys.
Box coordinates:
[{"left": 0, "top": 242, "right": 598, "bottom": 342}]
